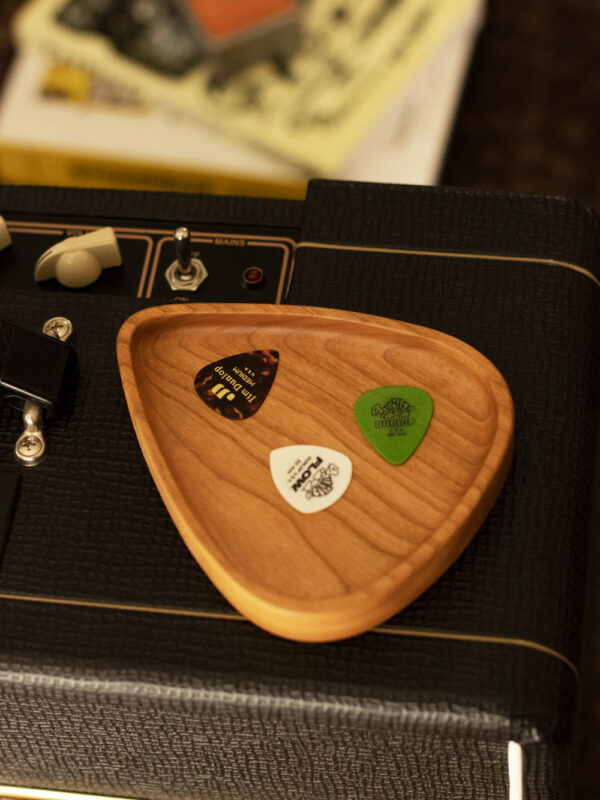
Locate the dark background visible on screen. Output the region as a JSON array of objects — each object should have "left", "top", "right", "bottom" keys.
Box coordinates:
[
  {"left": 442, "top": 5, "right": 600, "bottom": 797},
  {"left": 0, "top": 1, "right": 598, "bottom": 797}
]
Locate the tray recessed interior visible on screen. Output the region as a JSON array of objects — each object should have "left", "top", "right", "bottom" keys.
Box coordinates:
[{"left": 117, "top": 303, "right": 514, "bottom": 641}]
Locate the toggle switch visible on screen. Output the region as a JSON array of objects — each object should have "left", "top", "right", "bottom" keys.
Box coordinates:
[
  {"left": 165, "top": 227, "right": 208, "bottom": 291},
  {"left": 34, "top": 227, "right": 122, "bottom": 288}
]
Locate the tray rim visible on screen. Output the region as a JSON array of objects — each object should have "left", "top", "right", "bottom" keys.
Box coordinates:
[{"left": 117, "top": 303, "right": 515, "bottom": 641}]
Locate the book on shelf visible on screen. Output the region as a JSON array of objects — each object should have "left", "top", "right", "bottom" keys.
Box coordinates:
[{"left": 1, "top": 0, "right": 483, "bottom": 197}]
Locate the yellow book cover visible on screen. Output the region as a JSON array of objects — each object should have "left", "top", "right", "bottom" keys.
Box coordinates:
[
  {"left": 14, "top": 0, "right": 481, "bottom": 176},
  {"left": 0, "top": 51, "right": 307, "bottom": 197}
]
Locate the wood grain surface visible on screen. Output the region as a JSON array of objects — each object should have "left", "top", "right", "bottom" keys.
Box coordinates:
[{"left": 117, "top": 304, "right": 514, "bottom": 641}]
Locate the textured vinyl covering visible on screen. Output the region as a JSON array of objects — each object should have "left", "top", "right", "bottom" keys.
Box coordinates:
[{"left": 0, "top": 181, "right": 597, "bottom": 799}]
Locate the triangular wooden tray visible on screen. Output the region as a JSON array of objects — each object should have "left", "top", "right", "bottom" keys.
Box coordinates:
[{"left": 117, "top": 304, "right": 514, "bottom": 641}]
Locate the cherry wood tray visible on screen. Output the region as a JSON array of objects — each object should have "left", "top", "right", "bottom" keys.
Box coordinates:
[{"left": 117, "top": 303, "right": 514, "bottom": 641}]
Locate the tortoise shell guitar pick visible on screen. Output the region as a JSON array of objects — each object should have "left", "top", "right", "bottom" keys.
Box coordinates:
[
  {"left": 117, "top": 304, "right": 514, "bottom": 642},
  {"left": 194, "top": 349, "right": 279, "bottom": 420}
]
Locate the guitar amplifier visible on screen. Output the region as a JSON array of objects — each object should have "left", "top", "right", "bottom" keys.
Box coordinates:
[{"left": 0, "top": 180, "right": 598, "bottom": 800}]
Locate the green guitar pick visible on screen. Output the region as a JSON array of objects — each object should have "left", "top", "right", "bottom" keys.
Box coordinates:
[{"left": 354, "top": 386, "right": 434, "bottom": 465}]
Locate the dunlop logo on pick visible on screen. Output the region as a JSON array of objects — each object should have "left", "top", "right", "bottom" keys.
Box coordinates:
[
  {"left": 194, "top": 350, "right": 278, "bottom": 420},
  {"left": 354, "top": 386, "right": 433, "bottom": 464}
]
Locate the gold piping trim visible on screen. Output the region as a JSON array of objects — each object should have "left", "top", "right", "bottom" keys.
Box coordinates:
[
  {"left": 0, "top": 592, "right": 578, "bottom": 680},
  {"left": 0, "top": 785, "right": 138, "bottom": 800},
  {"left": 291, "top": 241, "right": 600, "bottom": 292},
  {"left": 372, "top": 625, "right": 578, "bottom": 679},
  {"left": 0, "top": 592, "right": 241, "bottom": 623},
  {"left": 6, "top": 228, "right": 65, "bottom": 236}
]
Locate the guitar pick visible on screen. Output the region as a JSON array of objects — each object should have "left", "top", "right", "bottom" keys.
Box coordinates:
[
  {"left": 354, "top": 386, "right": 433, "bottom": 464},
  {"left": 194, "top": 349, "right": 278, "bottom": 420},
  {"left": 270, "top": 445, "right": 353, "bottom": 514}
]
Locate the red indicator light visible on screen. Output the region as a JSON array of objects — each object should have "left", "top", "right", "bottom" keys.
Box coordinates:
[{"left": 243, "top": 266, "right": 265, "bottom": 287}]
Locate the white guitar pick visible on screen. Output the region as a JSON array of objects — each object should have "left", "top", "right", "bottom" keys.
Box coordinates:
[{"left": 270, "top": 445, "right": 353, "bottom": 514}]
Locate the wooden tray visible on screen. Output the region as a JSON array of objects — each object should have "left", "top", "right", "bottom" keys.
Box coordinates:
[{"left": 117, "top": 304, "right": 514, "bottom": 641}]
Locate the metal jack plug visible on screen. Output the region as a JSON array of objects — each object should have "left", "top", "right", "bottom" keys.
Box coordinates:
[
  {"left": 165, "top": 227, "right": 208, "bottom": 291},
  {"left": 14, "top": 317, "right": 74, "bottom": 467}
]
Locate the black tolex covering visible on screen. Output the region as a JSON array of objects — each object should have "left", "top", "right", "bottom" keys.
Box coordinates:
[{"left": 0, "top": 180, "right": 598, "bottom": 799}]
